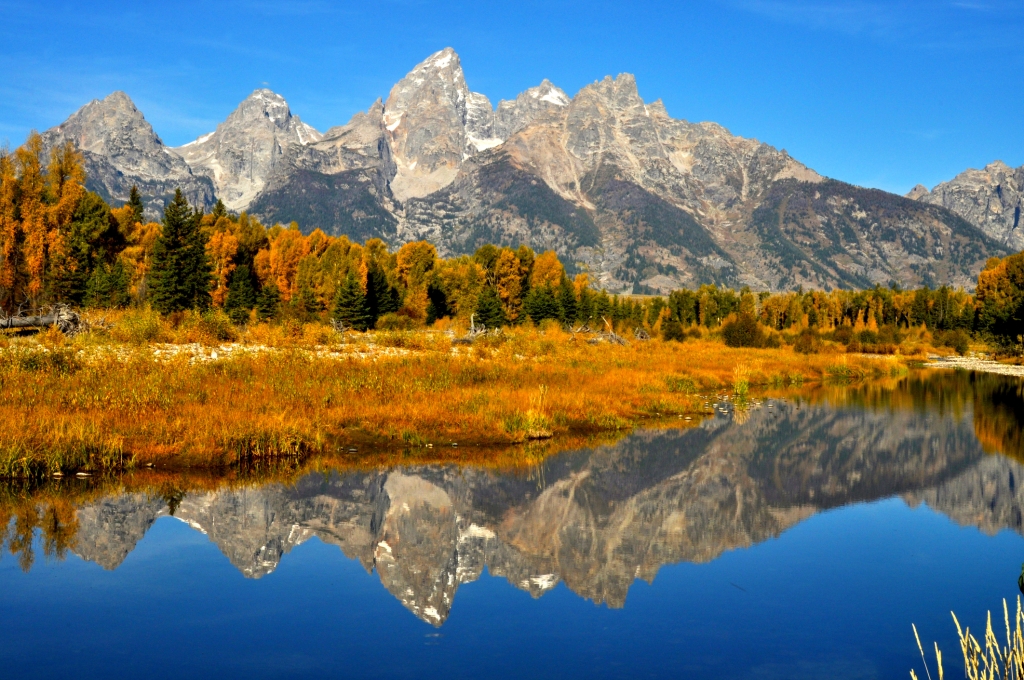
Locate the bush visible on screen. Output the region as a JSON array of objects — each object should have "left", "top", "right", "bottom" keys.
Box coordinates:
[
  {"left": 933, "top": 329, "right": 971, "bottom": 356},
  {"left": 662, "top": 318, "right": 685, "bottom": 342},
  {"left": 0, "top": 347, "right": 81, "bottom": 375},
  {"left": 793, "top": 328, "right": 821, "bottom": 354},
  {"left": 721, "top": 313, "right": 767, "bottom": 348},
  {"left": 162, "top": 309, "right": 237, "bottom": 345},
  {"left": 110, "top": 308, "right": 165, "bottom": 344},
  {"left": 856, "top": 329, "right": 879, "bottom": 345},
  {"left": 665, "top": 375, "right": 698, "bottom": 393},
  {"left": 375, "top": 313, "right": 414, "bottom": 331},
  {"left": 831, "top": 326, "right": 854, "bottom": 344}
]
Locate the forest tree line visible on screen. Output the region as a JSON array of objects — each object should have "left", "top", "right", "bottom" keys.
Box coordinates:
[{"left": 1, "top": 132, "right": 1022, "bottom": 349}]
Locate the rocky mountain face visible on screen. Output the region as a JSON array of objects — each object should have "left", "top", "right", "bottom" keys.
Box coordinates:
[
  {"left": 905, "top": 454, "right": 1024, "bottom": 536},
  {"left": 68, "top": 397, "right": 1006, "bottom": 626},
  {"left": 908, "top": 161, "right": 1024, "bottom": 252},
  {"left": 41, "top": 50, "right": 1008, "bottom": 291},
  {"left": 172, "top": 89, "right": 322, "bottom": 212},
  {"left": 40, "top": 91, "right": 216, "bottom": 218}
]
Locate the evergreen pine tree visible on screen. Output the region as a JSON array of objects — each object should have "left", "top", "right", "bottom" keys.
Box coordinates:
[
  {"left": 332, "top": 274, "right": 370, "bottom": 331},
  {"left": 211, "top": 198, "right": 228, "bottom": 220},
  {"left": 365, "top": 266, "right": 383, "bottom": 320},
  {"left": 84, "top": 260, "right": 131, "bottom": 309},
  {"left": 474, "top": 286, "right": 507, "bottom": 329},
  {"left": 662, "top": 317, "right": 685, "bottom": 342},
  {"left": 127, "top": 185, "right": 144, "bottom": 225},
  {"left": 295, "top": 282, "right": 323, "bottom": 320},
  {"left": 577, "top": 288, "right": 595, "bottom": 325},
  {"left": 255, "top": 283, "right": 280, "bottom": 321},
  {"left": 149, "top": 189, "right": 213, "bottom": 313},
  {"left": 225, "top": 265, "right": 257, "bottom": 324},
  {"left": 557, "top": 279, "right": 577, "bottom": 324},
  {"left": 47, "top": 192, "right": 122, "bottom": 305},
  {"left": 523, "top": 286, "right": 560, "bottom": 324},
  {"left": 425, "top": 283, "right": 450, "bottom": 324}
]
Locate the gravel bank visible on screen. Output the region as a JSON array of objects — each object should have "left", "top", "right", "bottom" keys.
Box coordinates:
[{"left": 926, "top": 355, "right": 1024, "bottom": 378}]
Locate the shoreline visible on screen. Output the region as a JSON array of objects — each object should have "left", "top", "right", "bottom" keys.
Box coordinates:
[{"left": 925, "top": 355, "right": 1024, "bottom": 378}]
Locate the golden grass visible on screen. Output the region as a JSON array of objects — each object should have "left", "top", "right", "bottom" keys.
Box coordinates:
[
  {"left": 912, "top": 597, "right": 1024, "bottom": 680},
  {"left": 0, "top": 321, "right": 911, "bottom": 476}
]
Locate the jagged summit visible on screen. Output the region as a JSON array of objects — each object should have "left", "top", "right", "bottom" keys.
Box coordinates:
[
  {"left": 174, "top": 88, "right": 322, "bottom": 211},
  {"left": 908, "top": 159, "right": 1024, "bottom": 250},
  {"left": 382, "top": 47, "right": 481, "bottom": 200},
  {"left": 40, "top": 89, "right": 214, "bottom": 215},
  {"left": 39, "top": 48, "right": 1007, "bottom": 292}
]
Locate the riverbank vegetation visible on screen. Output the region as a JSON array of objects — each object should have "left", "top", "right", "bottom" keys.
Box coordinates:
[{"left": 1, "top": 132, "right": 1022, "bottom": 475}]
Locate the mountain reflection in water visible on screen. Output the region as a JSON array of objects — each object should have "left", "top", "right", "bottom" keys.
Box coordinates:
[{"left": 24, "top": 371, "right": 1019, "bottom": 627}]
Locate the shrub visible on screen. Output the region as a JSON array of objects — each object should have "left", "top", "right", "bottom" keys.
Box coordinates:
[
  {"left": 175, "top": 309, "right": 236, "bottom": 344},
  {"left": 0, "top": 347, "right": 81, "bottom": 376},
  {"left": 793, "top": 328, "right": 821, "bottom": 354},
  {"left": 721, "top": 313, "right": 767, "bottom": 348},
  {"left": 831, "top": 326, "right": 854, "bottom": 344},
  {"left": 933, "top": 329, "right": 971, "bottom": 355},
  {"left": 110, "top": 308, "right": 165, "bottom": 344},
  {"left": 662, "top": 318, "right": 685, "bottom": 342},
  {"left": 856, "top": 329, "right": 879, "bottom": 345},
  {"left": 376, "top": 313, "right": 414, "bottom": 331},
  {"left": 665, "top": 375, "right": 698, "bottom": 393}
]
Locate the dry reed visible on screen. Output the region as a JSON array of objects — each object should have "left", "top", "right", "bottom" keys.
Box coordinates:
[
  {"left": 0, "top": 323, "right": 911, "bottom": 475},
  {"left": 913, "top": 597, "right": 1024, "bottom": 680}
]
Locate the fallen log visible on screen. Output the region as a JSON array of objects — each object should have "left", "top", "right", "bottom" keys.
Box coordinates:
[{"left": 0, "top": 305, "right": 83, "bottom": 335}]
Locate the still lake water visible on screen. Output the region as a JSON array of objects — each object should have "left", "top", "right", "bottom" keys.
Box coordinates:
[{"left": 2, "top": 370, "right": 1023, "bottom": 679}]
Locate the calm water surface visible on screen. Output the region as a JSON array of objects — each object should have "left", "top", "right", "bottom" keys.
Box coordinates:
[{"left": 2, "top": 371, "right": 1023, "bottom": 679}]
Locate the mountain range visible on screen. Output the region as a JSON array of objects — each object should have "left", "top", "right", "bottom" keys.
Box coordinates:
[
  {"left": 39, "top": 48, "right": 1012, "bottom": 293},
  {"left": 68, "top": 396, "right": 1020, "bottom": 626}
]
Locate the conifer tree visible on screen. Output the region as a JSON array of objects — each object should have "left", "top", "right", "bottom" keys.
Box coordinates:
[
  {"left": 255, "top": 282, "right": 280, "bottom": 321},
  {"left": 225, "top": 264, "right": 257, "bottom": 324},
  {"left": 557, "top": 278, "right": 577, "bottom": 324},
  {"left": 149, "top": 189, "right": 213, "bottom": 313},
  {"left": 332, "top": 273, "right": 370, "bottom": 331},
  {"left": 523, "top": 286, "right": 559, "bottom": 324},
  {"left": 474, "top": 286, "right": 507, "bottom": 329},
  {"left": 211, "top": 198, "right": 228, "bottom": 220},
  {"left": 425, "top": 282, "right": 450, "bottom": 324},
  {"left": 365, "top": 264, "right": 400, "bottom": 326},
  {"left": 126, "top": 185, "right": 144, "bottom": 225},
  {"left": 84, "top": 260, "right": 130, "bottom": 308},
  {"left": 295, "top": 282, "right": 322, "bottom": 320}
]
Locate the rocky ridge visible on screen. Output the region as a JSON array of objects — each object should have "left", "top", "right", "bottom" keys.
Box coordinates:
[
  {"left": 172, "top": 89, "right": 322, "bottom": 212},
  {"left": 907, "top": 160, "right": 1024, "bottom": 252},
  {"left": 40, "top": 91, "right": 216, "bottom": 217},
  {"left": 40, "top": 50, "right": 1008, "bottom": 291}
]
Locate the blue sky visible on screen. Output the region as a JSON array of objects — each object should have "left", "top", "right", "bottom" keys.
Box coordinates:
[{"left": 1, "top": 0, "right": 1021, "bottom": 194}]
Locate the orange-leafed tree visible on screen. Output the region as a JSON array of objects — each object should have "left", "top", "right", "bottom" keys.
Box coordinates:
[
  {"left": 0, "top": 133, "right": 89, "bottom": 310},
  {"left": 16, "top": 134, "right": 47, "bottom": 307},
  {"left": 396, "top": 241, "right": 437, "bottom": 290},
  {"left": 207, "top": 229, "right": 239, "bottom": 307},
  {"left": 255, "top": 225, "right": 309, "bottom": 302},
  {"left": 530, "top": 250, "right": 564, "bottom": 289},
  {"left": 0, "top": 147, "right": 20, "bottom": 309},
  {"left": 493, "top": 247, "right": 525, "bottom": 321}
]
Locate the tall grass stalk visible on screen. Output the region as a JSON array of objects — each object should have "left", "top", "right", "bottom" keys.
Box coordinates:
[{"left": 912, "top": 598, "right": 1024, "bottom": 680}]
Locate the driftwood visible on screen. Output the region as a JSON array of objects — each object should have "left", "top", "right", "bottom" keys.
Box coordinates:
[
  {"left": 453, "top": 314, "right": 501, "bottom": 345},
  {"left": 587, "top": 331, "right": 628, "bottom": 346},
  {"left": 583, "top": 316, "right": 628, "bottom": 346},
  {"left": 0, "top": 305, "right": 83, "bottom": 335}
]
